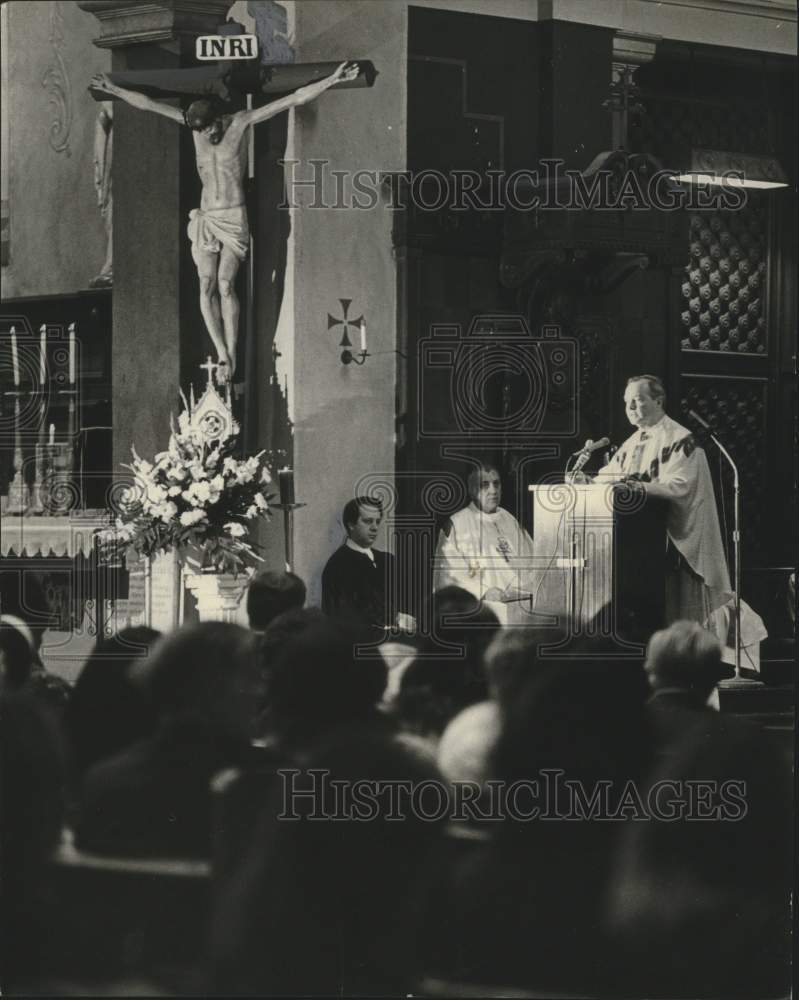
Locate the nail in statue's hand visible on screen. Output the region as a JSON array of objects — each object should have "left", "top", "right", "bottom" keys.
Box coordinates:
[{"left": 91, "top": 73, "right": 116, "bottom": 95}]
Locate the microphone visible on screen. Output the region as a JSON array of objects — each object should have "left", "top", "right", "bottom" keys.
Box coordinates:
[
  {"left": 571, "top": 436, "right": 610, "bottom": 457},
  {"left": 687, "top": 409, "right": 711, "bottom": 431}
]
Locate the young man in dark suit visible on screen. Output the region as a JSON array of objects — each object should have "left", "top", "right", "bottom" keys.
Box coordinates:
[{"left": 322, "top": 496, "right": 402, "bottom": 630}]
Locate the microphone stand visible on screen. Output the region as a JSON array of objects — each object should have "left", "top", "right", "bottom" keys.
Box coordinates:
[{"left": 699, "top": 425, "right": 742, "bottom": 677}]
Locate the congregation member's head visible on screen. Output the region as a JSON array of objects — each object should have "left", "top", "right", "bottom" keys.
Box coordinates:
[
  {"left": 265, "top": 616, "right": 387, "bottom": 746},
  {"left": 66, "top": 627, "right": 161, "bottom": 776},
  {"left": 395, "top": 586, "right": 499, "bottom": 738},
  {"left": 342, "top": 495, "right": 383, "bottom": 549},
  {"left": 209, "top": 723, "right": 445, "bottom": 997},
  {"left": 624, "top": 374, "right": 666, "bottom": 429},
  {"left": 246, "top": 570, "right": 306, "bottom": 632},
  {"left": 131, "top": 622, "right": 258, "bottom": 744},
  {"left": 254, "top": 607, "right": 326, "bottom": 736},
  {"left": 489, "top": 630, "right": 650, "bottom": 791},
  {"left": 644, "top": 619, "right": 731, "bottom": 705},
  {"left": 0, "top": 618, "right": 35, "bottom": 693},
  {"left": 484, "top": 624, "right": 565, "bottom": 711},
  {"left": 467, "top": 464, "right": 502, "bottom": 514}
]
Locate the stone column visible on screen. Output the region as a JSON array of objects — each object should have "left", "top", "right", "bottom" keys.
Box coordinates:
[
  {"left": 78, "top": 1, "right": 231, "bottom": 470},
  {"left": 288, "top": 1, "right": 407, "bottom": 604}
]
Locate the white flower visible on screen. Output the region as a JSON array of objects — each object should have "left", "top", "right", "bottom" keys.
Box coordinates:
[
  {"left": 167, "top": 465, "right": 187, "bottom": 481},
  {"left": 167, "top": 485, "right": 182, "bottom": 497},
  {"left": 260, "top": 467, "right": 272, "bottom": 484},
  {"left": 184, "top": 481, "right": 212, "bottom": 506},
  {"left": 154, "top": 501, "right": 178, "bottom": 524},
  {"left": 234, "top": 464, "right": 256, "bottom": 485},
  {"left": 210, "top": 474, "right": 225, "bottom": 492},
  {"left": 179, "top": 509, "right": 207, "bottom": 527},
  {"left": 224, "top": 522, "right": 247, "bottom": 538},
  {"left": 145, "top": 483, "right": 168, "bottom": 506},
  {"left": 253, "top": 492, "right": 268, "bottom": 511},
  {"left": 244, "top": 504, "right": 258, "bottom": 519}
]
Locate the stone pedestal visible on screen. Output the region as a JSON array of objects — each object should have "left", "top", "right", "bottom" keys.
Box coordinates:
[
  {"left": 183, "top": 570, "right": 250, "bottom": 623},
  {"left": 146, "top": 548, "right": 181, "bottom": 631}
]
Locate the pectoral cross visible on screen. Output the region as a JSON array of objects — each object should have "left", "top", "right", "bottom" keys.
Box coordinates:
[{"left": 495, "top": 530, "right": 511, "bottom": 563}]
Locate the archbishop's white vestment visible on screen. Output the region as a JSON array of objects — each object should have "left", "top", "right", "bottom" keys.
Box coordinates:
[
  {"left": 434, "top": 503, "right": 535, "bottom": 601},
  {"left": 596, "top": 413, "right": 733, "bottom": 623}
]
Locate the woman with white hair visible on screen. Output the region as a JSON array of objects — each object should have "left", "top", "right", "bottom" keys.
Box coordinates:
[{"left": 644, "top": 619, "right": 733, "bottom": 710}]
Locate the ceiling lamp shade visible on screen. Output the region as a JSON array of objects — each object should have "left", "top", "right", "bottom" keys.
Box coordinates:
[{"left": 673, "top": 147, "right": 788, "bottom": 190}]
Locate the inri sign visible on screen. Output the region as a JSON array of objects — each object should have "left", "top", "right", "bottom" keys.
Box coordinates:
[{"left": 196, "top": 34, "right": 258, "bottom": 60}]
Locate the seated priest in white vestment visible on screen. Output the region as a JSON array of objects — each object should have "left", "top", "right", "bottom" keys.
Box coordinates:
[
  {"left": 591, "top": 375, "right": 734, "bottom": 632},
  {"left": 434, "top": 466, "right": 535, "bottom": 603}
]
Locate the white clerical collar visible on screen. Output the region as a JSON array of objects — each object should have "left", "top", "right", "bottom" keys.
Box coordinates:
[
  {"left": 346, "top": 538, "right": 375, "bottom": 562},
  {"left": 638, "top": 414, "right": 667, "bottom": 439}
]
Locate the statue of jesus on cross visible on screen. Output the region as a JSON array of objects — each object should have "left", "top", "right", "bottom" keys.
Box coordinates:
[{"left": 90, "top": 61, "right": 359, "bottom": 379}]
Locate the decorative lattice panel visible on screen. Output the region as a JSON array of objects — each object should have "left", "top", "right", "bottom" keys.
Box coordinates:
[
  {"left": 635, "top": 97, "right": 770, "bottom": 163},
  {"left": 632, "top": 95, "right": 770, "bottom": 356},
  {"left": 680, "top": 378, "right": 768, "bottom": 557},
  {"left": 679, "top": 201, "right": 768, "bottom": 355}
]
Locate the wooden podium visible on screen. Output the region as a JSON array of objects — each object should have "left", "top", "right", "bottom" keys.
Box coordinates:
[{"left": 527, "top": 482, "right": 667, "bottom": 632}]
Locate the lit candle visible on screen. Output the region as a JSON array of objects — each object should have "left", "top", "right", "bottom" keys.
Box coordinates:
[
  {"left": 39, "top": 325, "right": 46, "bottom": 385},
  {"left": 10, "top": 326, "right": 20, "bottom": 385},
  {"left": 68, "top": 322, "right": 76, "bottom": 385},
  {"left": 48, "top": 423, "right": 55, "bottom": 445},
  {"left": 278, "top": 467, "right": 295, "bottom": 506},
  {"left": 360, "top": 320, "right": 367, "bottom": 354}
]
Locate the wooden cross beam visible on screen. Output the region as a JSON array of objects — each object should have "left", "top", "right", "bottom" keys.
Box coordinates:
[{"left": 88, "top": 60, "right": 377, "bottom": 105}]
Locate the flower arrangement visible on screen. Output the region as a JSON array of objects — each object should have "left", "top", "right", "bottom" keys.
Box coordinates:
[{"left": 102, "top": 405, "right": 277, "bottom": 575}]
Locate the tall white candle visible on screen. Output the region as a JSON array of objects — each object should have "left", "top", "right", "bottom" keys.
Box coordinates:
[
  {"left": 49, "top": 423, "right": 55, "bottom": 445},
  {"left": 360, "top": 320, "right": 367, "bottom": 354},
  {"left": 10, "top": 326, "right": 20, "bottom": 385},
  {"left": 39, "top": 325, "right": 46, "bottom": 385},
  {"left": 68, "top": 323, "right": 76, "bottom": 385}
]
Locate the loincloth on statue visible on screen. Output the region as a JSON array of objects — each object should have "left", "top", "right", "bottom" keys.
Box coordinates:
[{"left": 187, "top": 206, "right": 249, "bottom": 260}]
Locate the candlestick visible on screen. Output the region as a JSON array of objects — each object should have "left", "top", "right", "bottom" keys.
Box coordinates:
[
  {"left": 68, "top": 322, "right": 76, "bottom": 385},
  {"left": 10, "top": 326, "right": 20, "bottom": 385},
  {"left": 39, "top": 325, "right": 46, "bottom": 386},
  {"left": 360, "top": 320, "right": 367, "bottom": 354},
  {"left": 278, "top": 468, "right": 295, "bottom": 506}
]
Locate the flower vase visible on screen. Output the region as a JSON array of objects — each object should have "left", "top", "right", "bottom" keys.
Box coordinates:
[{"left": 179, "top": 543, "right": 251, "bottom": 623}]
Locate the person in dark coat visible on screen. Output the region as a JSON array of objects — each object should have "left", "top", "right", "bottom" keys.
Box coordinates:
[
  {"left": 65, "top": 627, "right": 161, "bottom": 779},
  {"left": 75, "top": 622, "right": 259, "bottom": 859},
  {"left": 322, "top": 496, "right": 399, "bottom": 630}
]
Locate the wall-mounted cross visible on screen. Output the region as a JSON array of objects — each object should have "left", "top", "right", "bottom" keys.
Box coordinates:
[{"left": 327, "top": 298, "right": 364, "bottom": 349}]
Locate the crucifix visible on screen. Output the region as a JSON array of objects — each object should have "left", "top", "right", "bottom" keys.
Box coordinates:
[{"left": 89, "top": 44, "right": 376, "bottom": 382}]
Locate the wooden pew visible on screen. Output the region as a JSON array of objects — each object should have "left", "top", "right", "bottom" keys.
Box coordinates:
[{"left": 42, "top": 830, "right": 211, "bottom": 991}]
